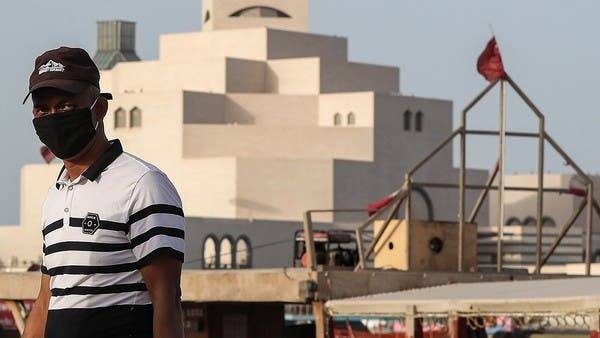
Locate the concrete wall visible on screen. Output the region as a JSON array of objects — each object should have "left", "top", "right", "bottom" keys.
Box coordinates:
[
  {"left": 236, "top": 158, "right": 334, "bottom": 222},
  {"left": 318, "top": 92, "right": 375, "bottom": 127},
  {"left": 265, "top": 58, "right": 399, "bottom": 95},
  {"left": 160, "top": 28, "right": 346, "bottom": 63},
  {"left": 224, "top": 94, "right": 318, "bottom": 126},
  {"left": 266, "top": 29, "right": 347, "bottom": 61},
  {"left": 266, "top": 58, "right": 320, "bottom": 94},
  {"left": 179, "top": 158, "right": 238, "bottom": 219},
  {"left": 320, "top": 61, "right": 399, "bottom": 94},
  {"left": 101, "top": 60, "right": 228, "bottom": 94},
  {"left": 183, "top": 92, "right": 226, "bottom": 124},
  {"left": 182, "top": 125, "right": 373, "bottom": 161},
  {"left": 106, "top": 92, "right": 184, "bottom": 163},
  {"left": 225, "top": 58, "right": 266, "bottom": 93}
]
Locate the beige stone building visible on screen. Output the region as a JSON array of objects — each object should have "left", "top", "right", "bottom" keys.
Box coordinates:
[
  {"left": 0, "top": 0, "right": 489, "bottom": 270},
  {"left": 479, "top": 173, "right": 600, "bottom": 267}
]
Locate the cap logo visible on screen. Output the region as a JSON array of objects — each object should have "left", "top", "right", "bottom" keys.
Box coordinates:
[{"left": 38, "top": 60, "right": 65, "bottom": 75}]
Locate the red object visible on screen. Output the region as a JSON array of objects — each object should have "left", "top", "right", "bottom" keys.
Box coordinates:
[
  {"left": 568, "top": 187, "right": 587, "bottom": 197},
  {"left": 40, "top": 145, "right": 55, "bottom": 164},
  {"left": 477, "top": 37, "right": 506, "bottom": 82},
  {"left": 367, "top": 193, "right": 396, "bottom": 216}
]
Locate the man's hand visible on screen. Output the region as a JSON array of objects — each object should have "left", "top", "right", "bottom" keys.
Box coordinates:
[
  {"left": 140, "top": 255, "right": 184, "bottom": 338},
  {"left": 22, "top": 274, "right": 51, "bottom": 338}
]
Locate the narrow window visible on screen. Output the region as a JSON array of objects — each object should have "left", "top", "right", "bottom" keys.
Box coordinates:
[
  {"left": 114, "top": 108, "right": 126, "bottom": 129},
  {"left": 235, "top": 236, "right": 252, "bottom": 269},
  {"left": 403, "top": 110, "right": 412, "bottom": 131},
  {"left": 415, "top": 111, "right": 423, "bottom": 132},
  {"left": 334, "top": 113, "right": 342, "bottom": 126},
  {"left": 347, "top": 112, "right": 356, "bottom": 126},
  {"left": 130, "top": 107, "right": 142, "bottom": 128},
  {"left": 219, "top": 236, "right": 234, "bottom": 269},
  {"left": 203, "top": 235, "right": 218, "bottom": 269}
]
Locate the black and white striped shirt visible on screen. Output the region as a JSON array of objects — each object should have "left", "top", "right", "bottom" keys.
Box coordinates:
[{"left": 40, "top": 140, "right": 185, "bottom": 337}]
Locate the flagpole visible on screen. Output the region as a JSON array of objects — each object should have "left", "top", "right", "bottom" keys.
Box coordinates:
[{"left": 497, "top": 79, "right": 507, "bottom": 272}]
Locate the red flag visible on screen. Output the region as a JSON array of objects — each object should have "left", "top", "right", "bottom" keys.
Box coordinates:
[
  {"left": 568, "top": 187, "right": 586, "bottom": 197},
  {"left": 40, "top": 146, "right": 55, "bottom": 164},
  {"left": 367, "top": 190, "right": 399, "bottom": 216},
  {"left": 477, "top": 37, "right": 506, "bottom": 82}
]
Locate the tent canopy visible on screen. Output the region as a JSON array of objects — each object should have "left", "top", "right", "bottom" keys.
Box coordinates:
[{"left": 325, "top": 277, "right": 600, "bottom": 317}]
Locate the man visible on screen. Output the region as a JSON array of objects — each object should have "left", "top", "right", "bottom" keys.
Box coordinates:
[{"left": 21, "top": 47, "right": 186, "bottom": 338}]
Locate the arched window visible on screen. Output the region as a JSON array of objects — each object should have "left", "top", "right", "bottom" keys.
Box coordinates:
[
  {"left": 334, "top": 113, "right": 342, "bottom": 126},
  {"left": 403, "top": 110, "right": 412, "bottom": 131},
  {"left": 114, "top": 108, "right": 127, "bottom": 129},
  {"left": 347, "top": 112, "right": 356, "bottom": 126},
  {"left": 523, "top": 217, "right": 537, "bottom": 226},
  {"left": 415, "top": 111, "right": 423, "bottom": 132},
  {"left": 219, "top": 236, "right": 234, "bottom": 269},
  {"left": 542, "top": 216, "right": 556, "bottom": 227},
  {"left": 203, "top": 235, "right": 218, "bottom": 269},
  {"left": 235, "top": 236, "right": 252, "bottom": 269},
  {"left": 230, "top": 6, "right": 291, "bottom": 18},
  {"left": 506, "top": 217, "right": 521, "bottom": 225},
  {"left": 130, "top": 107, "right": 142, "bottom": 128},
  {"left": 204, "top": 10, "right": 211, "bottom": 23}
]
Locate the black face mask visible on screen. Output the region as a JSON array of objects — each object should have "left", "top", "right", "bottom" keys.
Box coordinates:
[{"left": 32, "top": 99, "right": 99, "bottom": 159}]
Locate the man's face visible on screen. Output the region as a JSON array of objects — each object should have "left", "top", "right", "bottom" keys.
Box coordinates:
[{"left": 31, "top": 87, "right": 96, "bottom": 119}]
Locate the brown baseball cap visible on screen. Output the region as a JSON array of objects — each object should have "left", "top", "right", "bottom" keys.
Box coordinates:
[{"left": 23, "top": 46, "right": 112, "bottom": 104}]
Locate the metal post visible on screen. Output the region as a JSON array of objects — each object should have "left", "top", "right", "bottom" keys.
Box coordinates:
[
  {"left": 586, "top": 183, "right": 594, "bottom": 276},
  {"left": 313, "top": 301, "right": 328, "bottom": 338},
  {"left": 541, "top": 199, "right": 587, "bottom": 266},
  {"left": 468, "top": 160, "right": 499, "bottom": 224},
  {"left": 5, "top": 300, "right": 25, "bottom": 335},
  {"left": 355, "top": 229, "right": 365, "bottom": 270},
  {"left": 535, "top": 118, "right": 545, "bottom": 274},
  {"left": 458, "top": 116, "right": 467, "bottom": 272},
  {"left": 497, "top": 80, "right": 507, "bottom": 273},
  {"left": 302, "top": 211, "right": 317, "bottom": 269},
  {"left": 405, "top": 174, "right": 412, "bottom": 266}
]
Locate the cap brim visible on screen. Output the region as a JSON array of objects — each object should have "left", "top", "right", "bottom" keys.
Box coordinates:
[
  {"left": 22, "top": 79, "right": 91, "bottom": 104},
  {"left": 100, "top": 93, "right": 113, "bottom": 100}
]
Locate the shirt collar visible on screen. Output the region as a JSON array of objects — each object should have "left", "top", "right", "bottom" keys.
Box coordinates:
[{"left": 55, "top": 139, "right": 124, "bottom": 189}]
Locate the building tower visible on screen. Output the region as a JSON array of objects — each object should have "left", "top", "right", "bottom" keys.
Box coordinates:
[
  {"left": 93, "top": 20, "right": 141, "bottom": 70},
  {"left": 202, "top": 0, "right": 308, "bottom": 32}
]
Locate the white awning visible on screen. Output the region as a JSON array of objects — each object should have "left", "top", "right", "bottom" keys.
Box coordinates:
[{"left": 326, "top": 277, "right": 600, "bottom": 317}]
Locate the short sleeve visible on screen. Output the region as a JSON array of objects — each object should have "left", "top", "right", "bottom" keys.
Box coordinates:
[
  {"left": 127, "top": 170, "right": 186, "bottom": 267},
  {"left": 40, "top": 209, "right": 49, "bottom": 275},
  {"left": 41, "top": 238, "right": 49, "bottom": 275}
]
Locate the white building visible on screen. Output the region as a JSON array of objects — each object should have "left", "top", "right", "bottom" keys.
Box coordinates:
[{"left": 0, "top": 0, "right": 488, "bottom": 270}]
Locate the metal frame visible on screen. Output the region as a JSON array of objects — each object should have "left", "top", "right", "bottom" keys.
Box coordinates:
[{"left": 302, "top": 76, "right": 598, "bottom": 275}]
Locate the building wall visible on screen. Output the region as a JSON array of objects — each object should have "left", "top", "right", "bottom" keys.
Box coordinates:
[
  {"left": 224, "top": 94, "right": 318, "bottom": 126},
  {"left": 159, "top": 28, "right": 346, "bottom": 63},
  {"left": 236, "top": 158, "right": 334, "bottom": 222},
  {"left": 182, "top": 125, "right": 373, "bottom": 161}
]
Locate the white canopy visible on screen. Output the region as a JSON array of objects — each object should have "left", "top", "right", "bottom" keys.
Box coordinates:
[{"left": 325, "top": 277, "right": 600, "bottom": 317}]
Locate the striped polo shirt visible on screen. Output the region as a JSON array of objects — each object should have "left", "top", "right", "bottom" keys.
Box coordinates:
[{"left": 40, "top": 140, "right": 185, "bottom": 338}]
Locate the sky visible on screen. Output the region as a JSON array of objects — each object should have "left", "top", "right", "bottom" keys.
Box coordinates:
[{"left": 1, "top": 0, "right": 599, "bottom": 224}]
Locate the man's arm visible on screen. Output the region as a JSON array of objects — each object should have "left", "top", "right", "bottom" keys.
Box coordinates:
[
  {"left": 22, "top": 274, "right": 51, "bottom": 338},
  {"left": 140, "top": 254, "right": 184, "bottom": 338}
]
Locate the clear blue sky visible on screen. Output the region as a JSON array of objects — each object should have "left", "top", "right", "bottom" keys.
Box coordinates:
[{"left": 1, "top": 0, "right": 599, "bottom": 224}]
